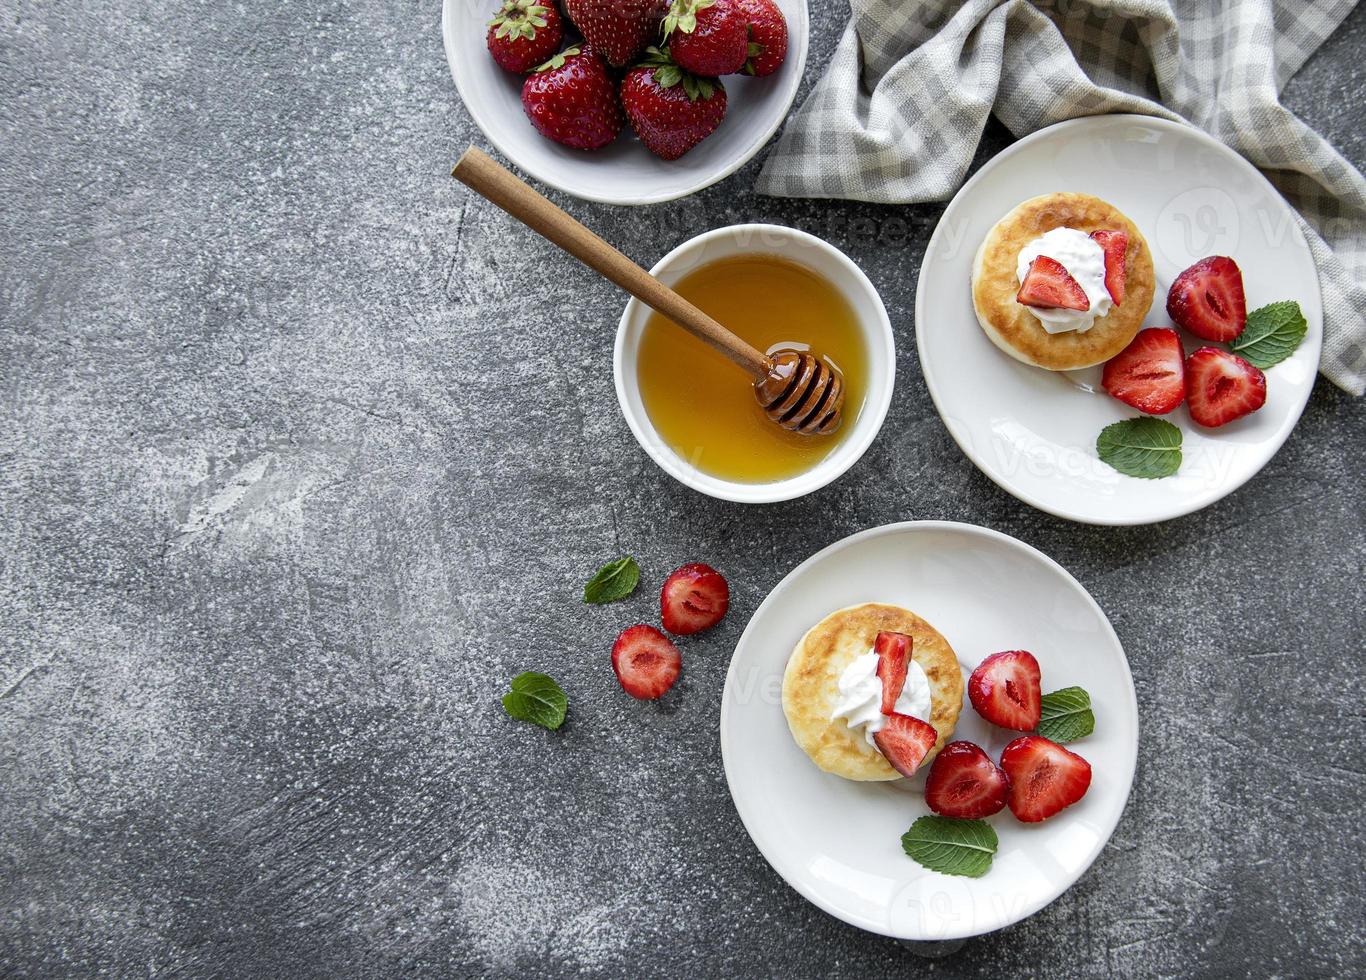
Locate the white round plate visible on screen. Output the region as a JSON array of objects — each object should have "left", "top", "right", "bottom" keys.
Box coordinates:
[
  {"left": 916, "top": 115, "right": 1323, "bottom": 525},
  {"left": 442, "top": 0, "right": 809, "bottom": 205},
  {"left": 720, "top": 522, "right": 1137, "bottom": 940}
]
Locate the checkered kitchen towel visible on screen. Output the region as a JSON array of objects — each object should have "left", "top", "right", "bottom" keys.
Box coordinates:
[{"left": 757, "top": 0, "right": 1366, "bottom": 395}]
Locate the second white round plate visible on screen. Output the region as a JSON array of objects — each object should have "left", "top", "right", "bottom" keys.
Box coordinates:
[
  {"left": 720, "top": 521, "right": 1137, "bottom": 940},
  {"left": 916, "top": 115, "right": 1323, "bottom": 525}
]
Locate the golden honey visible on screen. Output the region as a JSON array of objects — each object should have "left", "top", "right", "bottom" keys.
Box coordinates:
[{"left": 636, "top": 254, "right": 869, "bottom": 483}]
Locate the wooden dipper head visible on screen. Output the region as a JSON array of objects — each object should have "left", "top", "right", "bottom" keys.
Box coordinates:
[
  {"left": 449, "top": 148, "right": 848, "bottom": 439},
  {"left": 754, "top": 349, "right": 845, "bottom": 436}
]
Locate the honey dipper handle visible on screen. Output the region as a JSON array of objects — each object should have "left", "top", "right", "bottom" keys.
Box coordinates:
[{"left": 451, "top": 147, "right": 771, "bottom": 378}]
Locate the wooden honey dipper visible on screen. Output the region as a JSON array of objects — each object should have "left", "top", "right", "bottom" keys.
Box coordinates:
[{"left": 451, "top": 147, "right": 845, "bottom": 436}]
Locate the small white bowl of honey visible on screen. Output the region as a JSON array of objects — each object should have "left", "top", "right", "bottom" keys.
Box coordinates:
[{"left": 614, "top": 225, "right": 895, "bottom": 503}]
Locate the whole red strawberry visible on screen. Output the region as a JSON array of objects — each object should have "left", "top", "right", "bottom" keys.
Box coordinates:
[
  {"left": 621, "top": 47, "right": 727, "bottom": 160},
  {"left": 564, "top": 0, "right": 666, "bottom": 67},
  {"left": 521, "top": 46, "right": 624, "bottom": 150},
  {"left": 487, "top": 0, "right": 565, "bottom": 74},
  {"left": 733, "top": 0, "right": 787, "bottom": 76},
  {"left": 663, "top": 0, "right": 748, "bottom": 77}
]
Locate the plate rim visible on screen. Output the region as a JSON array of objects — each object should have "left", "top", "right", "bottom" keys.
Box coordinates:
[
  {"left": 914, "top": 113, "right": 1324, "bottom": 526},
  {"left": 718, "top": 519, "right": 1139, "bottom": 940},
  {"left": 440, "top": 0, "right": 811, "bottom": 206}
]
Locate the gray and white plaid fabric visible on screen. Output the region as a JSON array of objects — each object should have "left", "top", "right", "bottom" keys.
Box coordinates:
[{"left": 757, "top": 0, "right": 1366, "bottom": 395}]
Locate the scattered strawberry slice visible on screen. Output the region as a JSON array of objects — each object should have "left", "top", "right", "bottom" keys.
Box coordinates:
[
  {"left": 873, "top": 630, "right": 912, "bottom": 715},
  {"left": 734, "top": 0, "right": 787, "bottom": 76},
  {"left": 1167, "top": 256, "right": 1247, "bottom": 341},
  {"left": 1101, "top": 327, "right": 1186, "bottom": 415},
  {"left": 611, "top": 624, "right": 682, "bottom": 699},
  {"left": 660, "top": 563, "right": 729, "bottom": 634},
  {"left": 1017, "top": 255, "right": 1090, "bottom": 311},
  {"left": 872, "top": 712, "right": 938, "bottom": 778},
  {"left": 1000, "top": 735, "right": 1092, "bottom": 822},
  {"left": 968, "top": 650, "right": 1042, "bottom": 731},
  {"left": 924, "top": 741, "right": 1011, "bottom": 819},
  {"left": 564, "top": 0, "right": 666, "bottom": 67},
  {"left": 664, "top": 0, "right": 749, "bottom": 77},
  {"left": 1089, "top": 229, "right": 1128, "bottom": 303},
  {"left": 1184, "top": 347, "right": 1267, "bottom": 427}
]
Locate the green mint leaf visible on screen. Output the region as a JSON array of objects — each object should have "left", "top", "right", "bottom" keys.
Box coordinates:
[
  {"left": 1229, "top": 300, "right": 1307, "bottom": 369},
  {"left": 1037, "top": 686, "right": 1095, "bottom": 743},
  {"left": 501, "top": 672, "right": 567, "bottom": 730},
  {"left": 583, "top": 556, "right": 640, "bottom": 604},
  {"left": 901, "top": 816, "right": 998, "bottom": 878},
  {"left": 1096, "top": 416, "right": 1182, "bottom": 479}
]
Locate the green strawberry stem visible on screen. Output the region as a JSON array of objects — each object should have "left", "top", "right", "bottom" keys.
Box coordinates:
[{"left": 637, "top": 46, "right": 716, "bottom": 101}]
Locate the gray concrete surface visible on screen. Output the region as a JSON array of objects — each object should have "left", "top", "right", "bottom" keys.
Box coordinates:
[{"left": 2, "top": 1, "right": 1364, "bottom": 977}]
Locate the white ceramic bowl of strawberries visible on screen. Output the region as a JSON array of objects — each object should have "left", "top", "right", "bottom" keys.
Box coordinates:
[{"left": 443, "top": 0, "right": 808, "bottom": 204}]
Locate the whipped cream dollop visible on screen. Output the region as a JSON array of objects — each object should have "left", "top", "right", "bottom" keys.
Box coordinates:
[
  {"left": 1016, "top": 227, "right": 1113, "bottom": 334},
  {"left": 830, "top": 651, "right": 932, "bottom": 745}
]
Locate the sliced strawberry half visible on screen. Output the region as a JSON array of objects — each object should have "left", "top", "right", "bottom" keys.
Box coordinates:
[
  {"left": 872, "top": 712, "right": 938, "bottom": 778},
  {"left": 1089, "top": 229, "right": 1128, "bottom": 303},
  {"left": 1000, "top": 735, "right": 1092, "bottom": 822},
  {"left": 1101, "top": 327, "right": 1186, "bottom": 415},
  {"left": 1166, "top": 255, "right": 1246, "bottom": 341},
  {"left": 968, "top": 650, "right": 1041, "bottom": 731},
  {"left": 1184, "top": 347, "right": 1267, "bottom": 428},
  {"left": 660, "top": 563, "right": 729, "bottom": 635},
  {"left": 1017, "top": 255, "right": 1090, "bottom": 311},
  {"left": 611, "top": 624, "right": 681, "bottom": 700},
  {"left": 873, "top": 630, "right": 912, "bottom": 715},
  {"left": 924, "top": 741, "right": 1011, "bottom": 819}
]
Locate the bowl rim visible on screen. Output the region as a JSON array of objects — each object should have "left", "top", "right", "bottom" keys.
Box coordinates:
[
  {"left": 440, "top": 0, "right": 811, "bottom": 206},
  {"left": 613, "top": 223, "right": 896, "bottom": 503}
]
